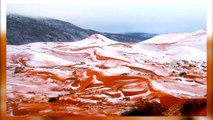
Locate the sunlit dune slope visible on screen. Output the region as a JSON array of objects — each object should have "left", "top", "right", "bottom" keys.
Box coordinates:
[{"left": 7, "top": 30, "right": 207, "bottom": 116}]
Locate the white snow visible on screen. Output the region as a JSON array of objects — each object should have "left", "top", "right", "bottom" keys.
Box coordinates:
[
  {"left": 135, "top": 29, "right": 207, "bottom": 62},
  {"left": 142, "top": 29, "right": 206, "bottom": 44},
  {"left": 65, "top": 34, "right": 118, "bottom": 48},
  {"left": 27, "top": 51, "right": 74, "bottom": 67}
]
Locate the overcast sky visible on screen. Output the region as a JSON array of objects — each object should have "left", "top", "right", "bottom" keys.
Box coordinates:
[{"left": 7, "top": 0, "right": 207, "bottom": 34}]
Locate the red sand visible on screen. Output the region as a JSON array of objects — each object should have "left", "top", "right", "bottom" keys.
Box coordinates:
[{"left": 6, "top": 33, "right": 207, "bottom": 116}]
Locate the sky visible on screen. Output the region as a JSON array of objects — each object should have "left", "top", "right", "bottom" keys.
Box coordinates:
[{"left": 6, "top": 0, "right": 207, "bottom": 34}]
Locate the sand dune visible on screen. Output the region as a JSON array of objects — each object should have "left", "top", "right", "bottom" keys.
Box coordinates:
[{"left": 7, "top": 30, "right": 206, "bottom": 116}]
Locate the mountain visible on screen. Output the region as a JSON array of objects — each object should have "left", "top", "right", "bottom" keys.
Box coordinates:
[
  {"left": 124, "top": 32, "right": 157, "bottom": 38},
  {"left": 7, "top": 14, "right": 157, "bottom": 45}
]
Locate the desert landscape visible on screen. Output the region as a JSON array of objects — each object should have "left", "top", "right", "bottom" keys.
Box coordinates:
[{"left": 6, "top": 29, "right": 207, "bottom": 116}]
